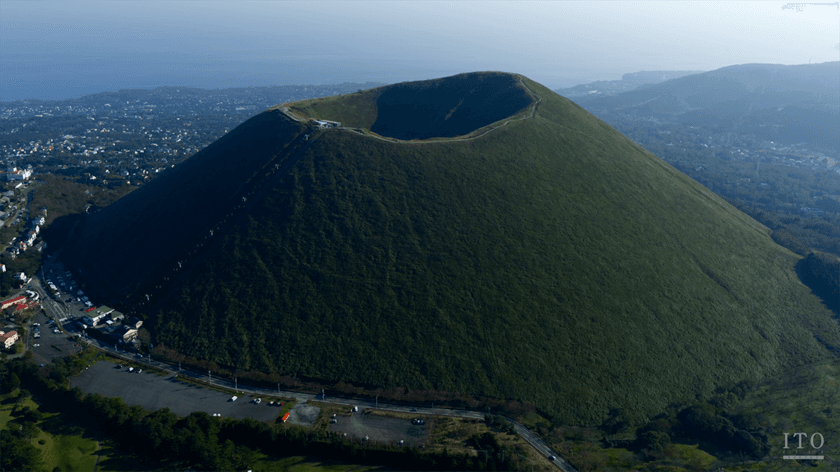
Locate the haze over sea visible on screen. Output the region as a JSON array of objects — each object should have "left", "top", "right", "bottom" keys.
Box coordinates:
[
  {"left": 1, "top": 52, "right": 457, "bottom": 102},
  {"left": 1, "top": 1, "right": 837, "bottom": 101}
]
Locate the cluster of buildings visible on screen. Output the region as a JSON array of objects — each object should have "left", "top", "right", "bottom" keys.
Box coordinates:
[
  {"left": 7, "top": 214, "right": 46, "bottom": 257},
  {"left": 2, "top": 166, "right": 33, "bottom": 181},
  {"left": 81, "top": 306, "right": 142, "bottom": 344},
  {"left": 0, "top": 292, "right": 38, "bottom": 350}
]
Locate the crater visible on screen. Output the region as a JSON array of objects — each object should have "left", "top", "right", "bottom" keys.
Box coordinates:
[{"left": 370, "top": 72, "right": 532, "bottom": 140}]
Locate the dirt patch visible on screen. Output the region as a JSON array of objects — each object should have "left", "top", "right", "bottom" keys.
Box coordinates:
[
  {"left": 329, "top": 411, "right": 429, "bottom": 447},
  {"left": 287, "top": 403, "right": 320, "bottom": 427}
]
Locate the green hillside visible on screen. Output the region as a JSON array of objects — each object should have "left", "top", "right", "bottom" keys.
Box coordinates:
[{"left": 58, "top": 72, "right": 840, "bottom": 425}]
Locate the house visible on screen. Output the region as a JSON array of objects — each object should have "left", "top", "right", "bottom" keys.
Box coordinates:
[
  {"left": 109, "top": 325, "right": 138, "bottom": 343},
  {"left": 127, "top": 316, "right": 143, "bottom": 329},
  {"left": 0, "top": 330, "right": 19, "bottom": 349},
  {"left": 1, "top": 295, "right": 26, "bottom": 310}
]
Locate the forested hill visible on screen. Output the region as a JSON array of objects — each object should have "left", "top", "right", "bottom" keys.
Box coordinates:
[
  {"left": 554, "top": 70, "right": 704, "bottom": 98},
  {"left": 57, "top": 72, "right": 840, "bottom": 425}
]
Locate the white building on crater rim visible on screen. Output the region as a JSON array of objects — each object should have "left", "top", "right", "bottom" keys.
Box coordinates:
[{"left": 313, "top": 120, "right": 341, "bottom": 129}]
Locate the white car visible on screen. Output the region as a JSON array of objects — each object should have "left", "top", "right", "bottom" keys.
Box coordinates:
[
  {"left": 255, "top": 398, "right": 261, "bottom": 404},
  {"left": 231, "top": 396, "right": 238, "bottom": 402}
]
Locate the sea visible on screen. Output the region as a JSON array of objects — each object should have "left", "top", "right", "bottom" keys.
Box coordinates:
[{"left": 0, "top": 52, "right": 463, "bottom": 102}]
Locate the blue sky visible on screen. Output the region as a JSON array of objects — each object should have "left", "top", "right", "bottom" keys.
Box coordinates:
[{"left": 1, "top": 1, "right": 838, "bottom": 100}]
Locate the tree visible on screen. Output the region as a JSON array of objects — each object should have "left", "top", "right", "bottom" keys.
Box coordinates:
[
  {"left": 3, "top": 372, "right": 21, "bottom": 393},
  {"left": 0, "top": 429, "right": 43, "bottom": 471},
  {"left": 639, "top": 430, "right": 670, "bottom": 459}
]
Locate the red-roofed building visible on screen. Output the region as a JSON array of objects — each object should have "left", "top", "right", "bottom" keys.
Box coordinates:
[
  {"left": 1, "top": 295, "right": 26, "bottom": 310},
  {"left": 281, "top": 412, "right": 290, "bottom": 422},
  {"left": 0, "top": 330, "right": 19, "bottom": 349},
  {"left": 14, "top": 303, "right": 27, "bottom": 312}
]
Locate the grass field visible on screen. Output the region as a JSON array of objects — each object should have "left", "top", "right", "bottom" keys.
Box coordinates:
[{"left": 1, "top": 392, "right": 105, "bottom": 472}]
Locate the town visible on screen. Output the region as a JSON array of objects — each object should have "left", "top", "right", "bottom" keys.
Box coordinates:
[{"left": 0, "top": 83, "right": 382, "bottom": 189}]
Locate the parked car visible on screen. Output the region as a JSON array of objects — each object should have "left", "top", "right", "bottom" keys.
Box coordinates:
[{"left": 231, "top": 396, "right": 238, "bottom": 401}]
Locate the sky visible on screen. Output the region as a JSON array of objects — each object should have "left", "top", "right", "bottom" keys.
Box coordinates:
[{"left": 1, "top": 0, "right": 838, "bottom": 101}]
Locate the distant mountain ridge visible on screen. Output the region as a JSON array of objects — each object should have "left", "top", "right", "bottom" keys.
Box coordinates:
[
  {"left": 573, "top": 62, "right": 840, "bottom": 151},
  {"left": 57, "top": 71, "right": 840, "bottom": 425},
  {"left": 554, "top": 70, "right": 704, "bottom": 98}
]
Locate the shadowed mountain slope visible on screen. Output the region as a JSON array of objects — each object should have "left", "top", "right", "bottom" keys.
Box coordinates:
[{"left": 59, "top": 72, "right": 840, "bottom": 424}]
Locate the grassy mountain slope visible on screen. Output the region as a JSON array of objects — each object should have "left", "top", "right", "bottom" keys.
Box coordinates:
[{"left": 59, "top": 72, "right": 840, "bottom": 425}]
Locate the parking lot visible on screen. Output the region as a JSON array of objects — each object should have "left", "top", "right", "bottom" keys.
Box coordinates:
[
  {"left": 71, "top": 360, "right": 286, "bottom": 422},
  {"left": 329, "top": 411, "right": 429, "bottom": 447},
  {"left": 31, "top": 311, "right": 85, "bottom": 365}
]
